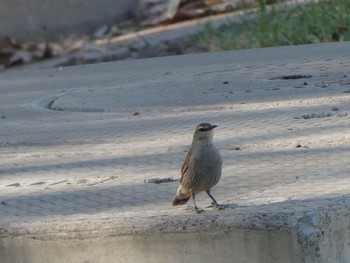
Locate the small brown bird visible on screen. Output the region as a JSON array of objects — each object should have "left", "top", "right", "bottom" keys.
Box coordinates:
[{"left": 172, "top": 123, "right": 222, "bottom": 213}]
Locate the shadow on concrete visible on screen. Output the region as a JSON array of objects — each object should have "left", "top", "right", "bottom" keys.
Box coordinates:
[
  {"left": 1, "top": 144, "right": 350, "bottom": 220},
  {"left": 1, "top": 177, "right": 350, "bottom": 222},
  {"left": 0, "top": 150, "right": 181, "bottom": 178},
  {"left": 0, "top": 179, "right": 175, "bottom": 219}
]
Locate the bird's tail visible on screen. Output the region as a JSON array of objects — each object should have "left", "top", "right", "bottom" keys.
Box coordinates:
[{"left": 172, "top": 186, "right": 190, "bottom": 206}]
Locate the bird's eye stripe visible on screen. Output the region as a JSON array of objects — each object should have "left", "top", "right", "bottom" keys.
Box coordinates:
[{"left": 198, "top": 128, "right": 207, "bottom": 132}]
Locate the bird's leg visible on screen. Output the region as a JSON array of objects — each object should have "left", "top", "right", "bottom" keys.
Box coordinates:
[
  {"left": 206, "top": 190, "right": 225, "bottom": 209},
  {"left": 206, "top": 190, "right": 219, "bottom": 205},
  {"left": 192, "top": 193, "right": 204, "bottom": 214}
]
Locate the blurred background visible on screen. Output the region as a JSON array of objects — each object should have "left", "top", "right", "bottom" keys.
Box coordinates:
[{"left": 0, "top": 0, "right": 349, "bottom": 71}]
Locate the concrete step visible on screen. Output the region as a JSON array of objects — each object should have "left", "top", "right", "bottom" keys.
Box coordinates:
[{"left": 1, "top": 42, "right": 350, "bottom": 262}]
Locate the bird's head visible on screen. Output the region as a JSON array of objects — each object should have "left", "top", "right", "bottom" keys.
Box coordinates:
[{"left": 193, "top": 123, "right": 218, "bottom": 142}]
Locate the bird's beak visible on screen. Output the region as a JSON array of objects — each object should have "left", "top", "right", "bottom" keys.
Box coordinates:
[{"left": 210, "top": 125, "right": 218, "bottom": 130}]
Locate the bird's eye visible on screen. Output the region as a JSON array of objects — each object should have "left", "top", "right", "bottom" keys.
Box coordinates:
[{"left": 198, "top": 128, "right": 206, "bottom": 132}]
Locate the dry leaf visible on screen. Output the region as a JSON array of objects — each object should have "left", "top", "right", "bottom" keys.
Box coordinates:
[
  {"left": 137, "top": 0, "right": 181, "bottom": 25},
  {"left": 94, "top": 25, "right": 110, "bottom": 39},
  {"left": 8, "top": 50, "right": 33, "bottom": 66}
]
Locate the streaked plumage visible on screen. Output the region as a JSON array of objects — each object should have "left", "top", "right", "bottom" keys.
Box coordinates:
[{"left": 172, "top": 123, "right": 222, "bottom": 213}]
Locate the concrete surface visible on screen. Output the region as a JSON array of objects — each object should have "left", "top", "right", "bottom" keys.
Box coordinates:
[
  {"left": 1, "top": 42, "right": 350, "bottom": 262},
  {"left": 0, "top": 0, "right": 137, "bottom": 42}
]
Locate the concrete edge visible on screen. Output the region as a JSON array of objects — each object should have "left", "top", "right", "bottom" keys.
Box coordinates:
[{"left": 2, "top": 196, "right": 350, "bottom": 262}]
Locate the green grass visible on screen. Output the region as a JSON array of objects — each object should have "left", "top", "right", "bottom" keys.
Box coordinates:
[{"left": 191, "top": 0, "right": 350, "bottom": 51}]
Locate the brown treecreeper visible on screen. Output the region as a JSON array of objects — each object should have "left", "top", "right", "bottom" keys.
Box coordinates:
[{"left": 172, "top": 123, "right": 222, "bottom": 213}]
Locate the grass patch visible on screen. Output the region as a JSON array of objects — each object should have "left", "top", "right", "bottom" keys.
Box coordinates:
[{"left": 192, "top": 0, "right": 350, "bottom": 51}]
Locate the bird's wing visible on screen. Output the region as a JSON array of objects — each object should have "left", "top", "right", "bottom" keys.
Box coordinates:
[{"left": 180, "top": 148, "right": 192, "bottom": 182}]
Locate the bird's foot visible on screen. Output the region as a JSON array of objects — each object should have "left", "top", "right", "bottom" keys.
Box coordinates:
[
  {"left": 196, "top": 208, "right": 205, "bottom": 214},
  {"left": 187, "top": 205, "right": 205, "bottom": 214},
  {"left": 215, "top": 204, "right": 227, "bottom": 210},
  {"left": 207, "top": 202, "right": 228, "bottom": 210}
]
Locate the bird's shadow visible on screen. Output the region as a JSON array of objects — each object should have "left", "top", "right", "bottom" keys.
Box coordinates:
[{"left": 201, "top": 202, "right": 240, "bottom": 212}]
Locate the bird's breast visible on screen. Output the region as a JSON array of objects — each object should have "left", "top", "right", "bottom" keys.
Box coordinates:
[{"left": 192, "top": 145, "right": 222, "bottom": 173}]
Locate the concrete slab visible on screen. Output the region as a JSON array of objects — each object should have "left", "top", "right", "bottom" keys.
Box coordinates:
[{"left": 1, "top": 42, "right": 350, "bottom": 262}]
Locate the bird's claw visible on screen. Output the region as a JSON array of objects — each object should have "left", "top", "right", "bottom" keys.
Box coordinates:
[
  {"left": 215, "top": 204, "right": 226, "bottom": 210},
  {"left": 207, "top": 202, "right": 228, "bottom": 210},
  {"left": 196, "top": 208, "right": 205, "bottom": 214},
  {"left": 186, "top": 205, "right": 205, "bottom": 214}
]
